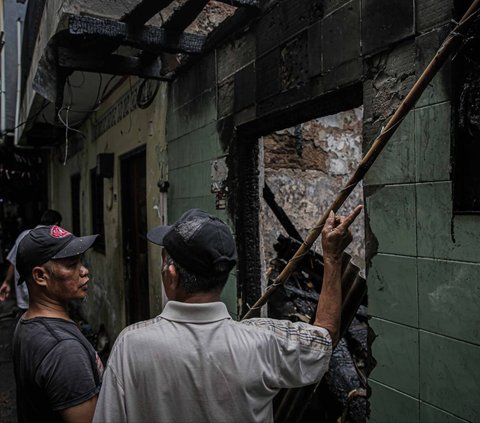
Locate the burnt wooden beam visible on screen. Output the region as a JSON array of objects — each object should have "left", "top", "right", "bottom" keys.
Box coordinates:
[
  {"left": 263, "top": 184, "right": 303, "bottom": 242},
  {"left": 68, "top": 15, "right": 205, "bottom": 54},
  {"left": 57, "top": 47, "right": 168, "bottom": 80},
  {"left": 216, "top": 0, "right": 260, "bottom": 8},
  {"left": 174, "top": 7, "right": 259, "bottom": 75},
  {"left": 163, "top": 0, "right": 209, "bottom": 32},
  {"left": 139, "top": 0, "right": 208, "bottom": 66},
  {"left": 121, "top": 0, "right": 174, "bottom": 26}
]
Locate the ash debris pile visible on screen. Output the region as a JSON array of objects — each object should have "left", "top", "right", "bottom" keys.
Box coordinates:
[{"left": 268, "top": 235, "right": 371, "bottom": 423}]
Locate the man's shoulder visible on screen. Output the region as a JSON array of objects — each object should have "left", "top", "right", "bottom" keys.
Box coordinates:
[
  {"left": 14, "top": 317, "right": 93, "bottom": 372},
  {"left": 16, "top": 317, "right": 85, "bottom": 346},
  {"left": 108, "top": 316, "right": 164, "bottom": 360},
  {"left": 14, "top": 229, "right": 31, "bottom": 245},
  {"left": 6, "top": 229, "right": 31, "bottom": 262},
  {"left": 117, "top": 316, "right": 165, "bottom": 342}
]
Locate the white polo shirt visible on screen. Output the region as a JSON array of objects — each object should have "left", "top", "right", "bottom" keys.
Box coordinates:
[{"left": 93, "top": 301, "right": 332, "bottom": 423}]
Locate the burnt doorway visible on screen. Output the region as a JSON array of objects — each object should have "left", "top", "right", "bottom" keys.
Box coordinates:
[
  {"left": 121, "top": 147, "right": 149, "bottom": 324},
  {"left": 259, "top": 108, "right": 367, "bottom": 423}
]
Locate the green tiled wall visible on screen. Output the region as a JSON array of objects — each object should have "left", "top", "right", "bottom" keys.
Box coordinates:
[
  {"left": 418, "top": 258, "right": 480, "bottom": 345},
  {"left": 366, "top": 184, "right": 417, "bottom": 256},
  {"left": 419, "top": 331, "right": 480, "bottom": 421},
  {"left": 416, "top": 182, "right": 480, "bottom": 262},
  {"left": 369, "top": 380, "right": 419, "bottom": 422},
  {"left": 364, "top": 111, "right": 415, "bottom": 185},
  {"left": 368, "top": 254, "right": 418, "bottom": 326},
  {"left": 420, "top": 402, "right": 470, "bottom": 423},
  {"left": 415, "top": 26, "right": 451, "bottom": 108},
  {"left": 169, "top": 162, "right": 213, "bottom": 199},
  {"left": 166, "top": 66, "right": 238, "bottom": 318},
  {"left": 168, "top": 123, "right": 224, "bottom": 169},
  {"left": 415, "top": 102, "right": 451, "bottom": 182},
  {"left": 370, "top": 318, "right": 419, "bottom": 397},
  {"left": 367, "top": 19, "right": 480, "bottom": 422},
  {"left": 167, "top": 89, "right": 217, "bottom": 141}
]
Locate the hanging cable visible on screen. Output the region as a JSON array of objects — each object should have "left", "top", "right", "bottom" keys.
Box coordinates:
[{"left": 63, "top": 106, "right": 70, "bottom": 166}]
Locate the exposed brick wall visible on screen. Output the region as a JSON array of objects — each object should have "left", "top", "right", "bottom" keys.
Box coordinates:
[{"left": 260, "top": 108, "right": 365, "bottom": 268}]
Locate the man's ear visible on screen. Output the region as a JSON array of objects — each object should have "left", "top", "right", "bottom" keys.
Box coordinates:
[
  {"left": 162, "top": 264, "right": 180, "bottom": 300},
  {"left": 32, "top": 266, "right": 48, "bottom": 287},
  {"left": 167, "top": 264, "right": 179, "bottom": 288}
]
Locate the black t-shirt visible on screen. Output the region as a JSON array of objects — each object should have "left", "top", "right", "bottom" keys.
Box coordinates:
[{"left": 12, "top": 316, "right": 104, "bottom": 423}]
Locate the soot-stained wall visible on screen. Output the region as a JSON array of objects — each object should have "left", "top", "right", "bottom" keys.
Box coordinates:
[{"left": 167, "top": 0, "right": 480, "bottom": 420}]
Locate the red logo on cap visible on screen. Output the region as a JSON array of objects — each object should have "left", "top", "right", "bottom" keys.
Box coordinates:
[{"left": 50, "top": 226, "right": 71, "bottom": 238}]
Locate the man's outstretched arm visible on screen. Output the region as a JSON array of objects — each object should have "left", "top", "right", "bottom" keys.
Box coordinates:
[{"left": 314, "top": 205, "right": 363, "bottom": 345}]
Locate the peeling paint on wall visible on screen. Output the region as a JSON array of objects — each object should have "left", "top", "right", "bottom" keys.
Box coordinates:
[
  {"left": 260, "top": 107, "right": 365, "bottom": 270},
  {"left": 211, "top": 157, "right": 229, "bottom": 210}
]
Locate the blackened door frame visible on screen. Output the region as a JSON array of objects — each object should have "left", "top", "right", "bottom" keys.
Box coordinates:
[{"left": 230, "top": 83, "right": 363, "bottom": 318}]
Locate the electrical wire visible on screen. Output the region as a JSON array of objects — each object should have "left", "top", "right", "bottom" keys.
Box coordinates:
[
  {"left": 56, "top": 107, "right": 86, "bottom": 138},
  {"left": 100, "top": 74, "right": 120, "bottom": 102},
  {"left": 4, "top": 99, "right": 50, "bottom": 133},
  {"left": 93, "top": 73, "right": 103, "bottom": 109},
  {"left": 63, "top": 106, "right": 69, "bottom": 166},
  {"left": 122, "top": 76, "right": 133, "bottom": 135}
]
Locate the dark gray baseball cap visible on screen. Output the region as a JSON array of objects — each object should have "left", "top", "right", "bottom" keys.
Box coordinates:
[{"left": 147, "top": 209, "right": 237, "bottom": 276}]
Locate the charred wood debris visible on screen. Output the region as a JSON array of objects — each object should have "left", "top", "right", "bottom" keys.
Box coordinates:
[
  {"left": 50, "top": 0, "right": 261, "bottom": 114},
  {"left": 263, "top": 183, "right": 372, "bottom": 423}
]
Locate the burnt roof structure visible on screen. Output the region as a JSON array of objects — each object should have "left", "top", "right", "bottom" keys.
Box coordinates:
[{"left": 39, "top": 1, "right": 260, "bottom": 113}]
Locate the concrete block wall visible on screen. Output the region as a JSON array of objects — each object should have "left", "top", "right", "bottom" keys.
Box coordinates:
[
  {"left": 166, "top": 54, "right": 237, "bottom": 316},
  {"left": 364, "top": 1, "right": 480, "bottom": 421}
]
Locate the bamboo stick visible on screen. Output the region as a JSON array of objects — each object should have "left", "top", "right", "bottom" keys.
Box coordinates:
[{"left": 242, "top": 0, "right": 480, "bottom": 320}]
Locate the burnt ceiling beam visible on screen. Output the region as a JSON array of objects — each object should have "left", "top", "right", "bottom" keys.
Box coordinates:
[
  {"left": 121, "top": 0, "right": 174, "bottom": 26},
  {"left": 163, "top": 0, "right": 209, "bottom": 32},
  {"left": 138, "top": 0, "right": 210, "bottom": 67},
  {"left": 68, "top": 15, "right": 205, "bottom": 54},
  {"left": 173, "top": 6, "right": 259, "bottom": 76},
  {"left": 57, "top": 47, "right": 168, "bottom": 80}
]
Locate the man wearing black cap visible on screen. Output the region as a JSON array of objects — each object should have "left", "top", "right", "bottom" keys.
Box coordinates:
[
  {"left": 13, "top": 225, "right": 103, "bottom": 423},
  {"left": 0, "top": 209, "right": 62, "bottom": 313},
  {"left": 94, "top": 207, "right": 362, "bottom": 423}
]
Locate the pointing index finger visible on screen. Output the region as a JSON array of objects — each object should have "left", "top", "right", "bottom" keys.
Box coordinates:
[{"left": 338, "top": 205, "right": 363, "bottom": 229}]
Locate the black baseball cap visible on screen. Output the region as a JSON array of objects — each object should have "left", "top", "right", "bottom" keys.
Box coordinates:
[
  {"left": 147, "top": 209, "right": 237, "bottom": 277},
  {"left": 16, "top": 225, "right": 98, "bottom": 284}
]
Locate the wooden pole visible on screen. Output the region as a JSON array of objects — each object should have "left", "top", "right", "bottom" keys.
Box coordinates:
[{"left": 242, "top": 0, "right": 480, "bottom": 320}]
